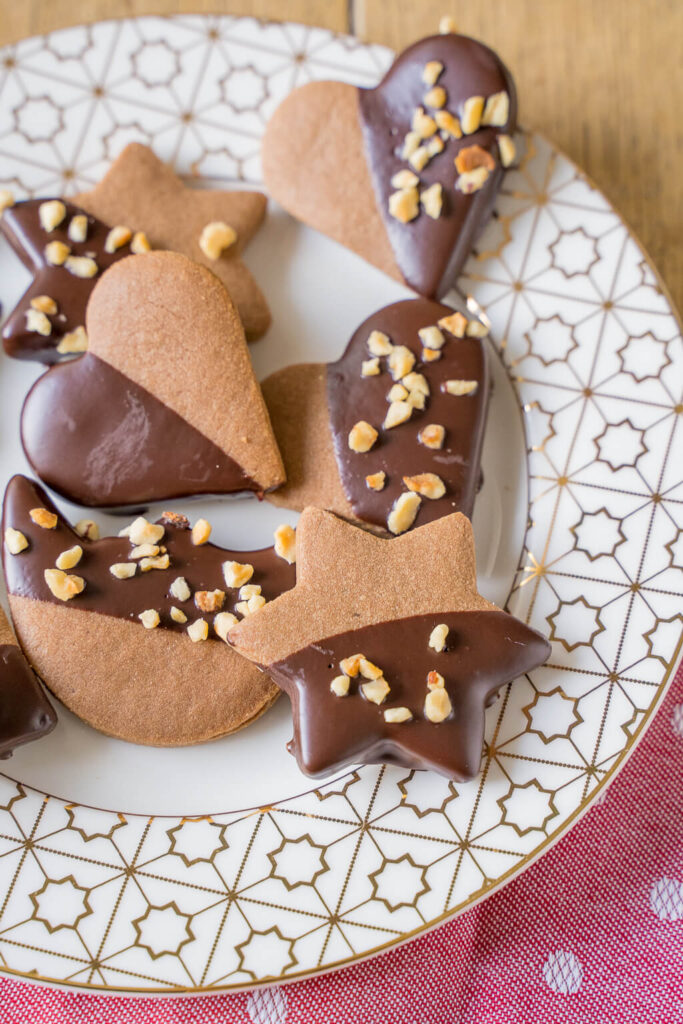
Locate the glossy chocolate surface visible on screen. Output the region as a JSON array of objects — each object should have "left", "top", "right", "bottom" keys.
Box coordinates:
[
  {"left": 1, "top": 199, "right": 131, "bottom": 363},
  {"left": 270, "top": 610, "right": 550, "bottom": 781},
  {"left": 326, "top": 298, "right": 489, "bottom": 530},
  {"left": 21, "top": 353, "right": 257, "bottom": 508},
  {"left": 3, "top": 475, "right": 295, "bottom": 635},
  {"left": 358, "top": 33, "right": 516, "bottom": 297},
  {"left": 0, "top": 644, "right": 57, "bottom": 758}
]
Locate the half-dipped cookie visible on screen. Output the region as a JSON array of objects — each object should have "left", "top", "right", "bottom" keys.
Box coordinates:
[
  {"left": 21, "top": 250, "right": 285, "bottom": 509},
  {"left": 263, "top": 298, "right": 489, "bottom": 533},
  {"left": 229, "top": 507, "right": 550, "bottom": 781},
  {"left": 2, "top": 475, "right": 297, "bottom": 746},
  {"left": 0, "top": 604, "right": 56, "bottom": 758},
  {"left": 263, "top": 29, "right": 516, "bottom": 298}
]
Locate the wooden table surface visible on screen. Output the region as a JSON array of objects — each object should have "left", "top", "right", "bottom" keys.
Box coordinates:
[{"left": 1, "top": 1, "right": 680, "bottom": 310}]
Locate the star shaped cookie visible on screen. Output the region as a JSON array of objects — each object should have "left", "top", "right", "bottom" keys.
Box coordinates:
[
  {"left": 229, "top": 507, "right": 551, "bottom": 780},
  {"left": 75, "top": 143, "right": 270, "bottom": 339}
]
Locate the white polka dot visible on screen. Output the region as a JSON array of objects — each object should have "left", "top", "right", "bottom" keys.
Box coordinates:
[
  {"left": 246, "top": 985, "right": 288, "bottom": 1024},
  {"left": 671, "top": 704, "right": 683, "bottom": 739},
  {"left": 649, "top": 877, "right": 683, "bottom": 921},
  {"left": 542, "top": 950, "right": 584, "bottom": 993}
]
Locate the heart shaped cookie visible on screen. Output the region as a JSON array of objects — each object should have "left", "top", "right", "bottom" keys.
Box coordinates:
[
  {"left": 0, "top": 605, "right": 56, "bottom": 758},
  {"left": 2, "top": 475, "right": 296, "bottom": 746},
  {"left": 262, "top": 298, "right": 490, "bottom": 534},
  {"left": 21, "top": 250, "right": 285, "bottom": 509},
  {"left": 262, "top": 31, "right": 516, "bottom": 298}
]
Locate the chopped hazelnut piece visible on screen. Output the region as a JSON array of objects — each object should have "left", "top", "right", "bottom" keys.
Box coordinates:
[
  {"left": 0, "top": 189, "right": 15, "bottom": 213},
  {"left": 367, "top": 330, "right": 393, "bottom": 356},
  {"left": 465, "top": 319, "right": 489, "bottom": 338},
  {"left": 57, "top": 326, "right": 88, "bottom": 354},
  {"left": 109, "top": 562, "right": 136, "bottom": 579},
  {"left": 214, "top": 611, "right": 238, "bottom": 642},
  {"left": 4, "top": 528, "right": 28, "bottom": 555},
  {"left": 39, "top": 200, "right": 67, "bottom": 232},
  {"left": 187, "top": 618, "right": 209, "bottom": 642},
  {"left": 388, "top": 345, "right": 415, "bottom": 380},
  {"left": 384, "top": 400, "right": 413, "bottom": 430},
  {"left": 420, "top": 182, "right": 443, "bottom": 219},
  {"left": 422, "top": 60, "right": 444, "bottom": 86},
  {"left": 192, "top": 518, "right": 211, "bottom": 546},
  {"left": 68, "top": 214, "right": 88, "bottom": 243},
  {"left": 239, "top": 583, "right": 262, "bottom": 600},
  {"left": 104, "top": 225, "right": 132, "bottom": 253},
  {"left": 391, "top": 168, "right": 419, "bottom": 189},
  {"left": 129, "top": 517, "right": 165, "bottom": 546},
  {"left": 170, "top": 606, "right": 188, "bottom": 624},
  {"left": 455, "top": 145, "right": 495, "bottom": 175},
  {"left": 65, "top": 255, "right": 98, "bottom": 278},
  {"left": 361, "top": 357, "right": 380, "bottom": 377},
  {"left": 418, "top": 325, "right": 445, "bottom": 350},
  {"left": 438, "top": 311, "right": 467, "bottom": 337},
  {"left": 130, "top": 543, "right": 160, "bottom": 559},
  {"left": 482, "top": 90, "right": 510, "bottom": 127},
  {"left": 56, "top": 545, "right": 83, "bottom": 570},
  {"left": 222, "top": 560, "right": 254, "bottom": 589},
  {"left": 199, "top": 221, "right": 237, "bottom": 259},
  {"left": 30, "top": 507, "right": 57, "bottom": 530},
  {"left": 25, "top": 309, "right": 52, "bottom": 336},
  {"left": 456, "top": 166, "right": 491, "bottom": 194},
  {"left": 408, "top": 146, "right": 430, "bottom": 173},
  {"left": 401, "top": 130, "right": 422, "bottom": 159},
  {"left": 439, "top": 14, "right": 458, "bottom": 32},
  {"left": 403, "top": 372, "right": 429, "bottom": 395},
  {"left": 130, "top": 230, "right": 152, "bottom": 254},
  {"left": 170, "top": 576, "right": 192, "bottom": 602},
  {"left": 461, "top": 95, "right": 485, "bottom": 134},
  {"left": 435, "top": 110, "right": 462, "bottom": 138},
  {"left": 139, "top": 609, "right": 160, "bottom": 629},
  {"left": 161, "top": 510, "right": 190, "bottom": 529},
  {"left": 498, "top": 134, "right": 516, "bottom": 168},
  {"left": 365, "top": 471, "right": 386, "bottom": 491},
  {"left": 425, "top": 686, "right": 452, "bottom": 722},
  {"left": 384, "top": 707, "right": 413, "bottom": 723},
  {"left": 274, "top": 523, "right": 296, "bottom": 564},
  {"left": 403, "top": 473, "right": 446, "bottom": 499},
  {"left": 388, "top": 187, "right": 419, "bottom": 223},
  {"left": 74, "top": 518, "right": 99, "bottom": 541},
  {"left": 412, "top": 107, "right": 437, "bottom": 139},
  {"left": 348, "top": 420, "right": 378, "bottom": 453},
  {"left": 330, "top": 675, "right": 350, "bottom": 697},
  {"left": 419, "top": 424, "right": 446, "bottom": 449},
  {"left": 340, "top": 654, "right": 363, "bottom": 677},
  {"left": 387, "top": 492, "right": 421, "bottom": 535},
  {"left": 422, "top": 348, "right": 441, "bottom": 362},
  {"left": 444, "top": 379, "right": 478, "bottom": 396},
  {"left": 31, "top": 295, "right": 58, "bottom": 315},
  {"left": 424, "top": 86, "right": 447, "bottom": 109},
  {"left": 407, "top": 390, "right": 426, "bottom": 411},
  {"left": 427, "top": 670, "right": 445, "bottom": 689},
  {"left": 361, "top": 677, "right": 390, "bottom": 705},
  {"left": 195, "top": 589, "right": 225, "bottom": 613},
  {"left": 388, "top": 383, "right": 409, "bottom": 402},
  {"left": 429, "top": 624, "right": 449, "bottom": 652},
  {"left": 45, "top": 241, "right": 70, "bottom": 266},
  {"left": 44, "top": 568, "right": 85, "bottom": 601},
  {"left": 236, "top": 594, "right": 266, "bottom": 617},
  {"left": 359, "top": 657, "right": 383, "bottom": 680},
  {"left": 426, "top": 135, "right": 445, "bottom": 158}
]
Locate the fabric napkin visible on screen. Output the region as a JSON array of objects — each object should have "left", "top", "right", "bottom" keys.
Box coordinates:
[{"left": 1, "top": 660, "right": 682, "bottom": 1023}]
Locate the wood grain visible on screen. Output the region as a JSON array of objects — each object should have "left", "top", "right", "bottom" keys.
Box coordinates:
[{"left": 0, "top": 1, "right": 680, "bottom": 310}]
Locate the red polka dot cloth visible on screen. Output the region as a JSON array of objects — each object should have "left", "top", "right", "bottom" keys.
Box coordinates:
[{"left": 2, "top": 661, "right": 682, "bottom": 1022}]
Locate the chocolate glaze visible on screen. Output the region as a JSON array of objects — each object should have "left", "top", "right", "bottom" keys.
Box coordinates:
[
  {"left": 21, "top": 353, "right": 258, "bottom": 508},
  {"left": 0, "top": 644, "right": 57, "bottom": 758},
  {"left": 3, "top": 475, "right": 295, "bottom": 635},
  {"left": 327, "top": 298, "right": 489, "bottom": 530},
  {"left": 358, "top": 33, "right": 516, "bottom": 298},
  {"left": 270, "top": 610, "right": 550, "bottom": 781},
  {"left": 1, "top": 199, "right": 132, "bottom": 363}
]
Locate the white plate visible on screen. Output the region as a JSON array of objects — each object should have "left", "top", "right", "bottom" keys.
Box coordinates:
[{"left": 0, "top": 14, "right": 681, "bottom": 994}]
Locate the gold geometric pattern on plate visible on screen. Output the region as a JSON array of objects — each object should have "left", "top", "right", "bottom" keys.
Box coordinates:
[{"left": 0, "top": 14, "right": 680, "bottom": 993}]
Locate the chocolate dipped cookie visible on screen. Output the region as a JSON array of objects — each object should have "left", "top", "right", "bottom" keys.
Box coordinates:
[
  {"left": 229, "top": 507, "right": 550, "bottom": 781},
  {"left": 262, "top": 29, "right": 516, "bottom": 298},
  {"left": 263, "top": 298, "right": 489, "bottom": 534},
  {"left": 21, "top": 250, "right": 285, "bottom": 509},
  {"left": 0, "top": 604, "right": 56, "bottom": 758},
  {"left": 2, "top": 475, "right": 297, "bottom": 746}
]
